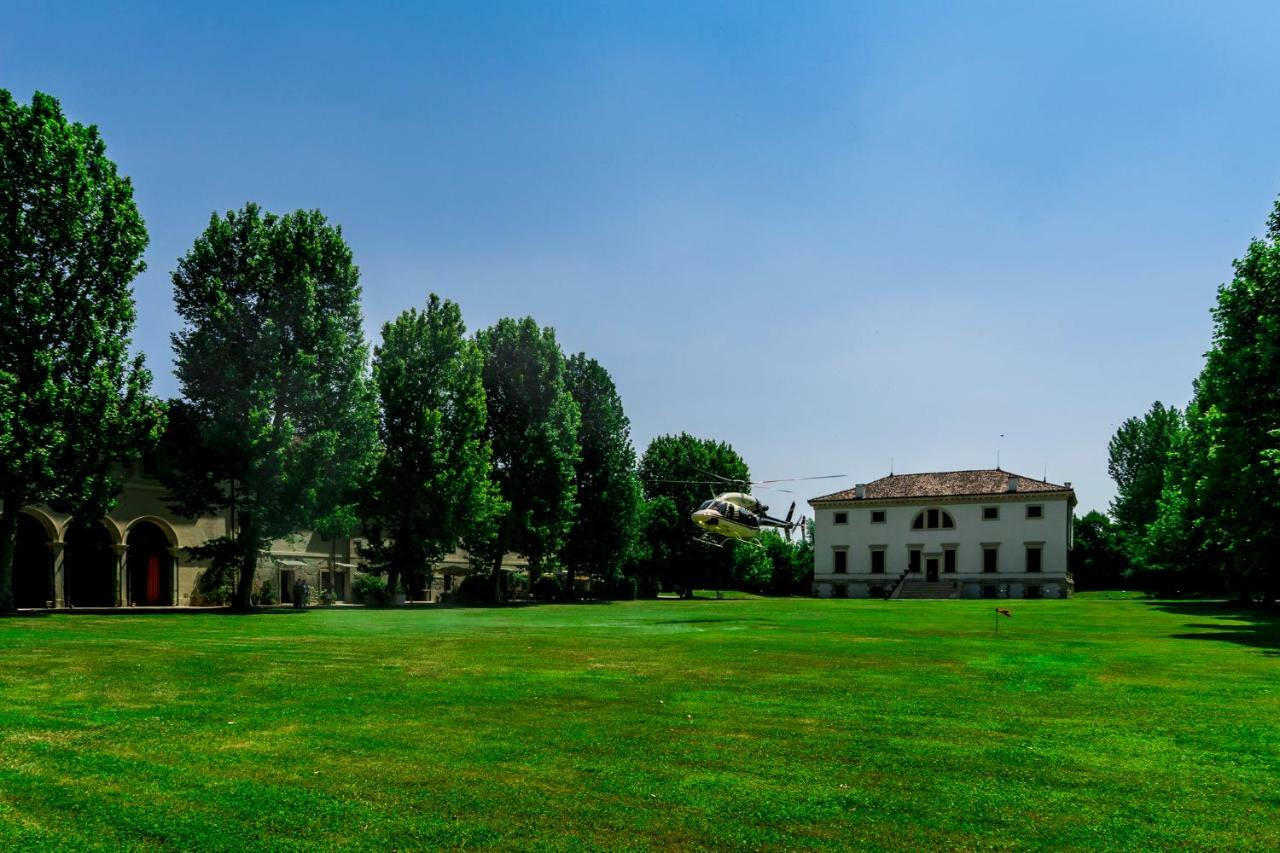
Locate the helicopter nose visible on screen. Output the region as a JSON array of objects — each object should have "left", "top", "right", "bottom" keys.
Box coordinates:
[{"left": 691, "top": 509, "right": 719, "bottom": 528}]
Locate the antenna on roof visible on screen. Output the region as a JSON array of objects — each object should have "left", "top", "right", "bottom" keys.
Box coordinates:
[
  {"left": 890, "top": 456, "right": 894, "bottom": 476},
  {"left": 996, "top": 434, "right": 1005, "bottom": 470}
]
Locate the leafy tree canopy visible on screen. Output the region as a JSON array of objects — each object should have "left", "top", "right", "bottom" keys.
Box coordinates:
[
  {"left": 1070, "top": 511, "right": 1128, "bottom": 591},
  {"left": 0, "top": 90, "right": 163, "bottom": 610},
  {"left": 1107, "top": 401, "right": 1182, "bottom": 544},
  {"left": 474, "top": 317, "right": 580, "bottom": 595},
  {"left": 1189, "top": 199, "right": 1280, "bottom": 597},
  {"left": 167, "top": 203, "right": 377, "bottom": 608},
  {"left": 561, "top": 353, "right": 641, "bottom": 596},
  {"left": 360, "top": 295, "right": 499, "bottom": 600}
]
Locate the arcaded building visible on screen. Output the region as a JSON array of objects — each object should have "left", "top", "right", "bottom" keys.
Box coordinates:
[{"left": 6, "top": 462, "right": 493, "bottom": 608}]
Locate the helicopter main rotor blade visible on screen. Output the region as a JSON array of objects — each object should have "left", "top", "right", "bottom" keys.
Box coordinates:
[
  {"left": 752, "top": 474, "right": 847, "bottom": 485},
  {"left": 649, "top": 478, "right": 732, "bottom": 485}
]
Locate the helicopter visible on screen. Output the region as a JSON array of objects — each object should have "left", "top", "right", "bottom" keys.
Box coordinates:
[{"left": 669, "top": 472, "right": 847, "bottom": 548}]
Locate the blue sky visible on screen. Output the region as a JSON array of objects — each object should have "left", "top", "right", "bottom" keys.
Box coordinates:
[{"left": 6, "top": 1, "right": 1280, "bottom": 513}]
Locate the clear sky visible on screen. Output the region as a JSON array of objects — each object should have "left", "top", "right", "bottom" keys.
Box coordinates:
[{"left": 6, "top": 1, "right": 1280, "bottom": 514}]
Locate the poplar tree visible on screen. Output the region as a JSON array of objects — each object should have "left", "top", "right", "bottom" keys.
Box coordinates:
[
  {"left": 561, "top": 353, "right": 641, "bottom": 598},
  {"left": 0, "top": 90, "right": 163, "bottom": 611},
  {"left": 168, "top": 204, "right": 377, "bottom": 610},
  {"left": 1186, "top": 198, "right": 1280, "bottom": 603},
  {"left": 361, "top": 295, "right": 499, "bottom": 601},
  {"left": 474, "top": 318, "right": 580, "bottom": 599}
]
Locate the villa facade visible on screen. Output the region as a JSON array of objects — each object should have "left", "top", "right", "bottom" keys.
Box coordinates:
[{"left": 808, "top": 470, "right": 1075, "bottom": 599}]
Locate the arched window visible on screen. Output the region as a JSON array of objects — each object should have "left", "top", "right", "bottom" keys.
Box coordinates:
[{"left": 911, "top": 508, "right": 955, "bottom": 530}]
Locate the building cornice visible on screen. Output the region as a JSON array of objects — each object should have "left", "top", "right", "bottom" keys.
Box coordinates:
[{"left": 809, "top": 491, "right": 1075, "bottom": 509}]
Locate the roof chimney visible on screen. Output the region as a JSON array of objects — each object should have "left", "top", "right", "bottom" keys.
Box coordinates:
[
  {"left": 1064, "top": 481, "right": 1072, "bottom": 489},
  {"left": 1006, "top": 475, "right": 1019, "bottom": 493},
  {"left": 855, "top": 483, "right": 866, "bottom": 499}
]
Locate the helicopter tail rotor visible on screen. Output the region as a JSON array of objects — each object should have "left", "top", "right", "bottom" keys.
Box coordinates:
[{"left": 784, "top": 501, "right": 796, "bottom": 540}]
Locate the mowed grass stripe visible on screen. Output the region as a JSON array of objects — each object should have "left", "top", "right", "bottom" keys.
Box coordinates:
[{"left": 0, "top": 596, "right": 1276, "bottom": 850}]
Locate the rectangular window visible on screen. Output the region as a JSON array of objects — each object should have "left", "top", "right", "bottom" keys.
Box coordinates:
[
  {"left": 833, "top": 584, "right": 848, "bottom": 599},
  {"left": 870, "top": 510, "right": 886, "bottom": 524},
  {"left": 909, "top": 549, "right": 922, "bottom": 573},
  {"left": 982, "top": 584, "right": 999, "bottom": 599},
  {"left": 1025, "top": 585, "right": 1042, "bottom": 599},
  {"left": 869, "top": 585, "right": 884, "bottom": 598},
  {"left": 833, "top": 549, "right": 848, "bottom": 574},
  {"left": 927, "top": 508, "right": 939, "bottom": 529},
  {"left": 944, "top": 549, "right": 956, "bottom": 574},
  {"left": 1026, "top": 505, "right": 1043, "bottom": 519},
  {"left": 983, "top": 546, "right": 998, "bottom": 573},
  {"left": 833, "top": 511, "right": 848, "bottom": 525},
  {"left": 1026, "top": 546, "right": 1042, "bottom": 573},
  {"left": 870, "top": 549, "right": 885, "bottom": 574},
  {"left": 982, "top": 506, "right": 999, "bottom": 520}
]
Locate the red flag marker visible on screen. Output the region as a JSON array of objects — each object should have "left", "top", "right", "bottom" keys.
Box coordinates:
[{"left": 997, "top": 608, "right": 1012, "bottom": 617}]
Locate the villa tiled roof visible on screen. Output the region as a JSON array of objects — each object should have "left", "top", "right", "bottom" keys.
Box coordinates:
[{"left": 810, "top": 469, "right": 1072, "bottom": 503}]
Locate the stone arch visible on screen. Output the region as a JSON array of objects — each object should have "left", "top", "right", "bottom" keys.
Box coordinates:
[
  {"left": 124, "top": 519, "right": 176, "bottom": 606},
  {"left": 63, "top": 518, "right": 117, "bottom": 607},
  {"left": 13, "top": 510, "right": 55, "bottom": 608},
  {"left": 125, "top": 516, "right": 179, "bottom": 548},
  {"left": 18, "top": 507, "right": 59, "bottom": 542},
  {"left": 99, "top": 517, "right": 124, "bottom": 546}
]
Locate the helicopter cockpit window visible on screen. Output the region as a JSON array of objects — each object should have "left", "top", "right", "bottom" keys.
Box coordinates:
[{"left": 697, "top": 500, "right": 713, "bottom": 511}]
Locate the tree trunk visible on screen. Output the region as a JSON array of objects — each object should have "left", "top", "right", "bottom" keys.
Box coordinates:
[
  {"left": 490, "top": 545, "right": 504, "bottom": 603},
  {"left": 562, "top": 564, "right": 575, "bottom": 602},
  {"left": 0, "top": 500, "right": 20, "bottom": 612},
  {"left": 385, "top": 566, "right": 401, "bottom": 607},
  {"left": 231, "top": 518, "right": 258, "bottom": 611}
]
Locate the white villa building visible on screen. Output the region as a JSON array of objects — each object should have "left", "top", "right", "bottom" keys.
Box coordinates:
[{"left": 808, "top": 470, "right": 1075, "bottom": 599}]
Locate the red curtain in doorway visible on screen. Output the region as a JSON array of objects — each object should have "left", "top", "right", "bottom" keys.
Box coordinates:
[{"left": 146, "top": 554, "right": 161, "bottom": 604}]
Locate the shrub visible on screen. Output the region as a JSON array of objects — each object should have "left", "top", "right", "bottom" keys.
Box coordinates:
[
  {"left": 455, "top": 573, "right": 491, "bottom": 603},
  {"left": 532, "top": 574, "right": 562, "bottom": 602},
  {"left": 607, "top": 575, "right": 637, "bottom": 601},
  {"left": 352, "top": 573, "right": 387, "bottom": 606},
  {"left": 188, "top": 537, "right": 240, "bottom": 605},
  {"left": 256, "top": 578, "right": 279, "bottom": 606},
  {"left": 636, "top": 575, "right": 661, "bottom": 599},
  {"left": 319, "top": 588, "right": 336, "bottom": 605},
  {"left": 192, "top": 566, "right": 235, "bottom": 606}
]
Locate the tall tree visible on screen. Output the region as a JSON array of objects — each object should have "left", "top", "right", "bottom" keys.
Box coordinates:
[
  {"left": 167, "top": 204, "right": 377, "bottom": 610},
  {"left": 561, "top": 353, "right": 641, "bottom": 599},
  {"left": 474, "top": 318, "right": 580, "bottom": 599},
  {"left": 637, "top": 433, "right": 749, "bottom": 597},
  {"left": 1107, "top": 401, "right": 1183, "bottom": 555},
  {"left": 360, "top": 295, "right": 499, "bottom": 601},
  {"left": 1184, "top": 198, "right": 1280, "bottom": 603},
  {"left": 0, "top": 90, "right": 163, "bottom": 611}
]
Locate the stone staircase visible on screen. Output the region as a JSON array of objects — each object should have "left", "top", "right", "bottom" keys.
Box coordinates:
[{"left": 892, "top": 579, "right": 961, "bottom": 600}]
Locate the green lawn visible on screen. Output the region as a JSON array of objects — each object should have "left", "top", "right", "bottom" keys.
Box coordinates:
[{"left": 1, "top": 595, "right": 1277, "bottom": 850}]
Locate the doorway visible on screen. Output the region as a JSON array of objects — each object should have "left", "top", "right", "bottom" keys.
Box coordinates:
[
  {"left": 64, "top": 520, "right": 116, "bottom": 607},
  {"left": 14, "top": 513, "right": 52, "bottom": 607},
  {"left": 126, "top": 521, "right": 174, "bottom": 606},
  {"left": 926, "top": 556, "right": 939, "bottom": 582}
]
